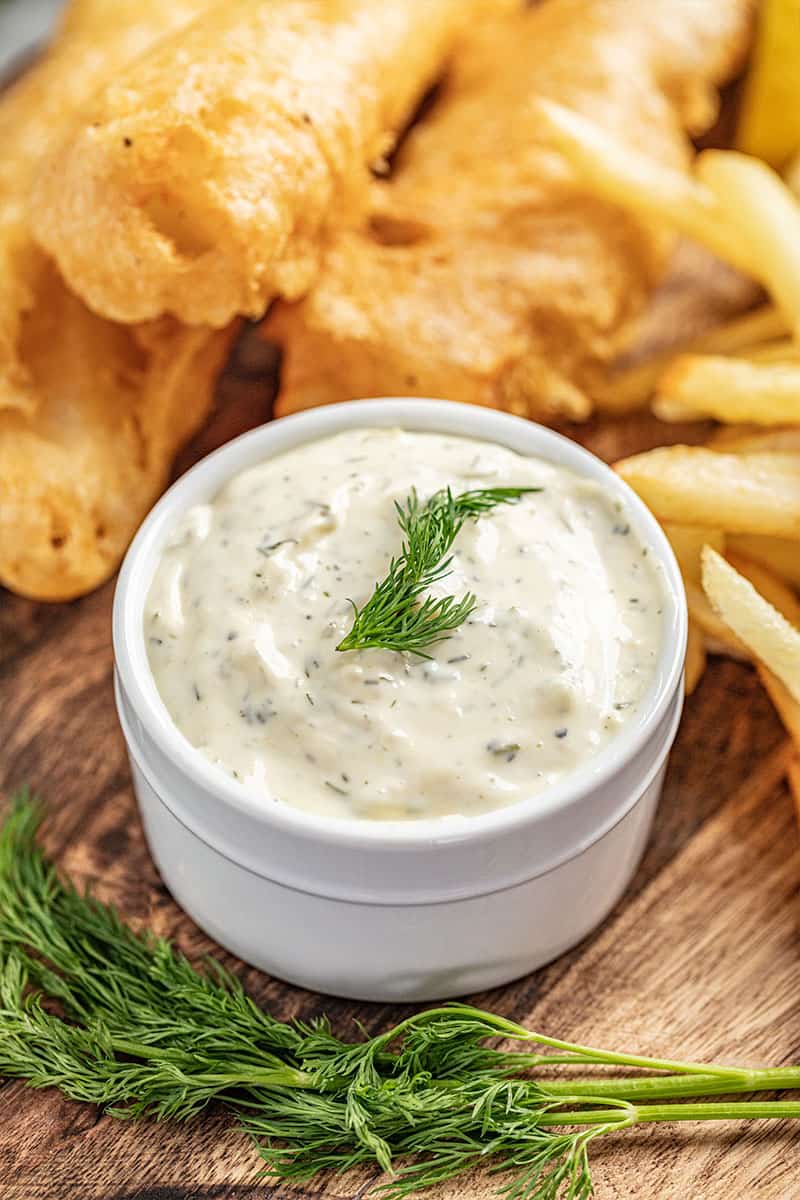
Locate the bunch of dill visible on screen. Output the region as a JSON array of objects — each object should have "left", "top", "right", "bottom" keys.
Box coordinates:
[{"left": 2, "top": 791, "right": 799, "bottom": 1200}]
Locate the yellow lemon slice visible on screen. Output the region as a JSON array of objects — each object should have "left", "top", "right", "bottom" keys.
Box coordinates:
[{"left": 737, "top": 0, "right": 800, "bottom": 167}]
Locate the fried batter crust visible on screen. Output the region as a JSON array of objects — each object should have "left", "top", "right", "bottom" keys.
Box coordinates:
[
  {"left": 267, "top": 0, "right": 754, "bottom": 423},
  {"left": 32, "top": 0, "right": 485, "bottom": 327},
  {"left": 0, "top": 0, "right": 229, "bottom": 600}
]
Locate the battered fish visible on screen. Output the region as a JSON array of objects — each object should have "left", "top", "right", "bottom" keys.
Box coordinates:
[
  {"left": 0, "top": 0, "right": 213, "bottom": 417},
  {"left": 0, "top": 0, "right": 229, "bottom": 600},
  {"left": 32, "top": 0, "right": 489, "bottom": 327},
  {"left": 265, "top": 0, "right": 754, "bottom": 423},
  {"left": 0, "top": 276, "right": 235, "bottom": 601}
]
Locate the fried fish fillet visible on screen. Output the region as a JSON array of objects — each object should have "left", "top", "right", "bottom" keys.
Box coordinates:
[
  {"left": 0, "top": 0, "right": 214, "bottom": 418},
  {"left": 31, "top": 0, "right": 486, "bottom": 327},
  {"left": 0, "top": 0, "right": 232, "bottom": 601},
  {"left": 0, "top": 273, "right": 236, "bottom": 601},
  {"left": 266, "top": 0, "right": 754, "bottom": 423}
]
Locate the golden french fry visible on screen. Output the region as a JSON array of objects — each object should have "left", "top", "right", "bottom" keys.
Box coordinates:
[
  {"left": 684, "top": 621, "right": 707, "bottom": 695},
  {"left": 597, "top": 306, "right": 788, "bottom": 415},
  {"left": 651, "top": 397, "right": 707, "bottom": 424},
  {"left": 706, "top": 423, "right": 763, "bottom": 448},
  {"left": 535, "top": 100, "right": 755, "bottom": 275},
  {"left": 789, "top": 153, "right": 800, "bottom": 197},
  {"left": 706, "top": 425, "right": 800, "bottom": 453},
  {"left": 617, "top": 447, "right": 800, "bottom": 537},
  {"left": 725, "top": 552, "right": 800, "bottom": 625},
  {"left": 702, "top": 546, "right": 800, "bottom": 702},
  {"left": 538, "top": 104, "right": 800, "bottom": 337},
  {"left": 727, "top": 533, "right": 800, "bottom": 588},
  {"left": 683, "top": 306, "right": 787, "bottom": 355},
  {"left": 745, "top": 339, "right": 800, "bottom": 364},
  {"left": 758, "top": 664, "right": 800, "bottom": 747},
  {"left": 663, "top": 523, "right": 725, "bottom": 586},
  {"left": 654, "top": 355, "right": 800, "bottom": 425},
  {"left": 685, "top": 578, "right": 748, "bottom": 658},
  {"left": 697, "top": 150, "right": 800, "bottom": 337}
]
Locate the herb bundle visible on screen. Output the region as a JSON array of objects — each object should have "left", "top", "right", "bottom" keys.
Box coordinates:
[
  {"left": 2, "top": 791, "right": 800, "bottom": 1199},
  {"left": 336, "top": 485, "right": 541, "bottom": 657}
]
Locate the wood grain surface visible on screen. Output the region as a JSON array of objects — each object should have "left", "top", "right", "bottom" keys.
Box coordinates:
[{"left": 2, "top": 262, "right": 800, "bottom": 1200}]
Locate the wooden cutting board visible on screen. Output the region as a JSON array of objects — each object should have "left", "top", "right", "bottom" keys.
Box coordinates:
[{"left": 2, "top": 249, "right": 800, "bottom": 1200}]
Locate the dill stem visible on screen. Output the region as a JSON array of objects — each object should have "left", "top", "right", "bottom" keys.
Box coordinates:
[
  {"left": 539, "top": 1066, "right": 800, "bottom": 1102},
  {"left": 539, "top": 1100, "right": 800, "bottom": 1127},
  {"left": 381, "top": 1006, "right": 754, "bottom": 1080},
  {"left": 108, "top": 1038, "right": 314, "bottom": 1089}
]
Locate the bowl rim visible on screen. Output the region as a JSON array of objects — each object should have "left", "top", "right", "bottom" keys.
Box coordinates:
[{"left": 113, "top": 397, "right": 687, "bottom": 850}]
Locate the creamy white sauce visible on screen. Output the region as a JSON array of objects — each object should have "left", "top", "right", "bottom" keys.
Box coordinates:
[{"left": 145, "top": 429, "right": 664, "bottom": 820}]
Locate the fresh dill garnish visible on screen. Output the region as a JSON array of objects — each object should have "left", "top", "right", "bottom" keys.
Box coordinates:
[
  {"left": 3, "top": 792, "right": 800, "bottom": 1199},
  {"left": 337, "top": 486, "right": 542, "bottom": 658}
]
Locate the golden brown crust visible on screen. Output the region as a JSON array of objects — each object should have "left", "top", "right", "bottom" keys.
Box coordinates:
[
  {"left": 0, "top": 0, "right": 229, "bottom": 601},
  {"left": 0, "top": 0, "right": 215, "bottom": 418},
  {"left": 266, "top": 0, "right": 755, "bottom": 423},
  {"left": 0, "top": 265, "right": 237, "bottom": 601},
  {"left": 31, "top": 0, "right": 485, "bottom": 327}
]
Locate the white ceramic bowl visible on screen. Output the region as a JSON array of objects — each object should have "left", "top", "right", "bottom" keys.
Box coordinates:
[{"left": 113, "top": 398, "right": 687, "bottom": 1002}]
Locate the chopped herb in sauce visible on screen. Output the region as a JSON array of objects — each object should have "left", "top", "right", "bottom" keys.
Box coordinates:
[{"left": 487, "top": 740, "right": 522, "bottom": 763}]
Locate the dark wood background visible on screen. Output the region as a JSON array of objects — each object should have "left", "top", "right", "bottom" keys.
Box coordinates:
[{"left": 2, "top": 240, "right": 800, "bottom": 1200}]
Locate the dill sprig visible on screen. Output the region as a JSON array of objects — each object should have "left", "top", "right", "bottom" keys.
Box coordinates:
[
  {"left": 3, "top": 792, "right": 800, "bottom": 1199},
  {"left": 336, "top": 486, "right": 541, "bottom": 657}
]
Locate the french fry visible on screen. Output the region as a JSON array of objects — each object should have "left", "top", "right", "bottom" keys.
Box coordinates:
[
  {"left": 684, "top": 621, "right": 707, "bottom": 695},
  {"left": 679, "top": 307, "right": 787, "bottom": 355},
  {"left": 706, "top": 423, "right": 765, "bottom": 448},
  {"left": 706, "top": 426, "right": 800, "bottom": 453},
  {"left": 745, "top": 339, "right": 800, "bottom": 364},
  {"left": 597, "top": 306, "right": 788, "bottom": 414},
  {"left": 701, "top": 546, "right": 800, "bottom": 702},
  {"left": 539, "top": 101, "right": 800, "bottom": 340},
  {"left": 535, "top": 100, "right": 755, "bottom": 275},
  {"left": 725, "top": 553, "right": 800, "bottom": 625},
  {"left": 685, "top": 579, "right": 748, "bottom": 658},
  {"left": 663, "top": 523, "right": 725, "bottom": 586},
  {"left": 727, "top": 534, "right": 800, "bottom": 588},
  {"left": 651, "top": 397, "right": 707, "bottom": 425},
  {"left": 789, "top": 153, "right": 800, "bottom": 197},
  {"left": 654, "top": 356, "right": 800, "bottom": 425},
  {"left": 617, "top": 447, "right": 800, "bottom": 537},
  {"left": 697, "top": 151, "right": 800, "bottom": 337}
]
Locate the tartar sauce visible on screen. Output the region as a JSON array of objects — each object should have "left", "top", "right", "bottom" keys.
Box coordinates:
[{"left": 145, "top": 429, "right": 664, "bottom": 820}]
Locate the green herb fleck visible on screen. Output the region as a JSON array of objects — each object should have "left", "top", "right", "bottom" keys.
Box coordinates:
[{"left": 487, "top": 739, "right": 521, "bottom": 762}]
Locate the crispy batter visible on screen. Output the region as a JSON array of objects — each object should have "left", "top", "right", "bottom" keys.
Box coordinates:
[
  {"left": 31, "top": 0, "right": 485, "bottom": 327},
  {"left": 267, "top": 0, "right": 754, "bottom": 423},
  {"left": 0, "top": 264, "right": 236, "bottom": 600},
  {"left": 0, "top": 0, "right": 229, "bottom": 600},
  {"left": 0, "top": 0, "right": 214, "bottom": 417}
]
